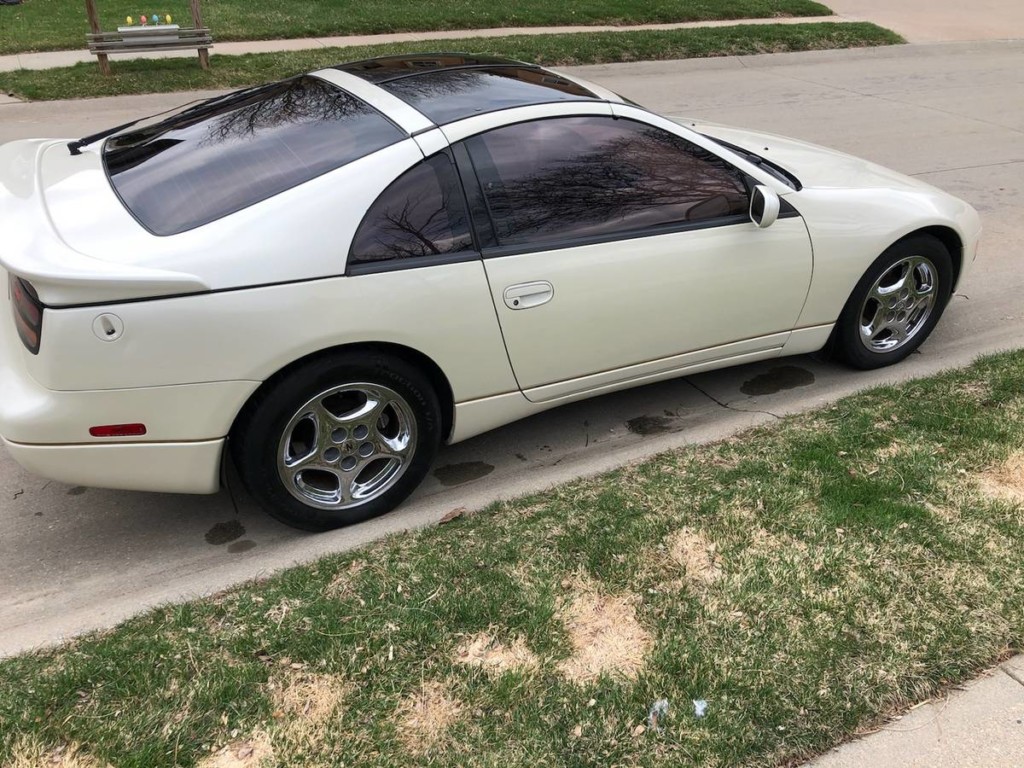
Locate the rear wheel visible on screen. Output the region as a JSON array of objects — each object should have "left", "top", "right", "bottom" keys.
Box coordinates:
[
  {"left": 832, "top": 235, "right": 953, "bottom": 370},
  {"left": 232, "top": 352, "right": 441, "bottom": 531}
]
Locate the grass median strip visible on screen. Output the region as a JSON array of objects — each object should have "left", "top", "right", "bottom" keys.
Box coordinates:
[
  {"left": 0, "top": 22, "right": 901, "bottom": 102},
  {"left": 3, "top": 349, "right": 1024, "bottom": 766},
  {"left": 0, "top": 0, "right": 834, "bottom": 56}
]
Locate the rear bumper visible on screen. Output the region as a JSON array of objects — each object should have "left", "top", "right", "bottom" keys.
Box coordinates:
[{"left": 2, "top": 437, "right": 224, "bottom": 494}]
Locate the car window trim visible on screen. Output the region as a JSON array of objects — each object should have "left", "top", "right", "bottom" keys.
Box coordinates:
[
  {"left": 346, "top": 249, "right": 481, "bottom": 276},
  {"left": 479, "top": 213, "right": 752, "bottom": 260},
  {"left": 450, "top": 143, "right": 498, "bottom": 250},
  {"left": 369, "top": 62, "right": 537, "bottom": 85}
]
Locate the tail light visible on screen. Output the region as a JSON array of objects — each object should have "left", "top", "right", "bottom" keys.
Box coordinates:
[{"left": 10, "top": 276, "right": 44, "bottom": 355}]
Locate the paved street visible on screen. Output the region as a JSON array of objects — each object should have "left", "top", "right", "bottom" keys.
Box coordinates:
[{"left": 1, "top": 41, "right": 1022, "bottom": 656}]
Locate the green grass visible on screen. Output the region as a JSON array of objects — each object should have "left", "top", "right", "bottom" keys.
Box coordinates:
[
  {"left": 0, "top": 0, "right": 834, "bottom": 56},
  {"left": 0, "top": 23, "right": 902, "bottom": 101},
  {"left": 3, "top": 349, "right": 1024, "bottom": 767}
]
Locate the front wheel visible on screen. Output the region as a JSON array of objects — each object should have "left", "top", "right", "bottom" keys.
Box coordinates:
[
  {"left": 832, "top": 235, "right": 954, "bottom": 370},
  {"left": 232, "top": 352, "right": 441, "bottom": 531}
]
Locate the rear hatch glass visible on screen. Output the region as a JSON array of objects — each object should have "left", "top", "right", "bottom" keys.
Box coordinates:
[{"left": 103, "top": 76, "right": 405, "bottom": 236}]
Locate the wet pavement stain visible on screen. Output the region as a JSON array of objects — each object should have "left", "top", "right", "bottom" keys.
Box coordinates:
[
  {"left": 434, "top": 461, "right": 495, "bottom": 487},
  {"left": 205, "top": 520, "right": 245, "bottom": 545},
  {"left": 227, "top": 540, "right": 257, "bottom": 554},
  {"left": 66, "top": 486, "right": 87, "bottom": 496},
  {"left": 626, "top": 415, "right": 675, "bottom": 436},
  {"left": 740, "top": 366, "right": 815, "bottom": 397}
]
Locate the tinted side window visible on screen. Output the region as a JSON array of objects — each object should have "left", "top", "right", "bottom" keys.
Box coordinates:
[
  {"left": 465, "top": 117, "right": 748, "bottom": 247},
  {"left": 349, "top": 152, "right": 474, "bottom": 267},
  {"left": 104, "top": 77, "right": 404, "bottom": 236}
]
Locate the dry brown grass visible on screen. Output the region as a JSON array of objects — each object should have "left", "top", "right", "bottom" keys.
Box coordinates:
[
  {"left": 454, "top": 631, "right": 539, "bottom": 675},
  {"left": 957, "top": 380, "right": 992, "bottom": 401},
  {"left": 396, "top": 681, "right": 463, "bottom": 755},
  {"left": 977, "top": 451, "right": 1024, "bottom": 503},
  {"left": 6, "top": 740, "right": 111, "bottom": 768},
  {"left": 196, "top": 731, "right": 274, "bottom": 768},
  {"left": 324, "top": 558, "right": 368, "bottom": 597},
  {"left": 269, "top": 672, "right": 348, "bottom": 724},
  {"left": 874, "top": 440, "right": 907, "bottom": 460},
  {"left": 556, "top": 583, "right": 652, "bottom": 683},
  {"left": 666, "top": 527, "right": 722, "bottom": 584}
]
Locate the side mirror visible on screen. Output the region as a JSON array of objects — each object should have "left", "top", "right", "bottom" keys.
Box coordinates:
[{"left": 750, "top": 185, "right": 780, "bottom": 229}]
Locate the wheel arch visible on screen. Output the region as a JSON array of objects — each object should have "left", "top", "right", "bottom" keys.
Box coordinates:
[
  {"left": 902, "top": 225, "right": 963, "bottom": 290},
  {"left": 229, "top": 341, "right": 456, "bottom": 444}
]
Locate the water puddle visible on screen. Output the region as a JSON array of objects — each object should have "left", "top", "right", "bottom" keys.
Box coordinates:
[
  {"left": 626, "top": 415, "right": 675, "bottom": 435},
  {"left": 434, "top": 461, "right": 495, "bottom": 487},
  {"left": 205, "top": 520, "right": 245, "bottom": 545},
  {"left": 740, "top": 366, "right": 815, "bottom": 396}
]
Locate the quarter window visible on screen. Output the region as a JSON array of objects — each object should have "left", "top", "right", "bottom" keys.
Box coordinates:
[
  {"left": 349, "top": 152, "right": 474, "bottom": 267},
  {"left": 464, "top": 117, "right": 748, "bottom": 247}
]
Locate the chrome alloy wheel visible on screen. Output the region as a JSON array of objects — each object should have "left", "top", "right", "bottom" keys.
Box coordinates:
[
  {"left": 858, "top": 255, "right": 939, "bottom": 353},
  {"left": 277, "top": 383, "right": 417, "bottom": 510}
]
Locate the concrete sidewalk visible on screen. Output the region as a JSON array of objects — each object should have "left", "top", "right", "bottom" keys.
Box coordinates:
[
  {"left": 828, "top": 0, "right": 1024, "bottom": 43},
  {"left": 0, "top": 15, "right": 846, "bottom": 73},
  {"left": 809, "top": 656, "right": 1024, "bottom": 767}
]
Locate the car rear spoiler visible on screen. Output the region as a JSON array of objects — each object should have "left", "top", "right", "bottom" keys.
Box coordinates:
[{"left": 0, "top": 140, "right": 209, "bottom": 307}]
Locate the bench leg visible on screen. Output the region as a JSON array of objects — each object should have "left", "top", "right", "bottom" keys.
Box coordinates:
[
  {"left": 85, "top": 0, "right": 112, "bottom": 75},
  {"left": 198, "top": 47, "right": 210, "bottom": 70}
]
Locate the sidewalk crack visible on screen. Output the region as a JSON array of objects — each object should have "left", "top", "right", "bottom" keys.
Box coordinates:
[
  {"left": 1001, "top": 665, "right": 1024, "bottom": 689},
  {"left": 685, "top": 379, "right": 782, "bottom": 420}
]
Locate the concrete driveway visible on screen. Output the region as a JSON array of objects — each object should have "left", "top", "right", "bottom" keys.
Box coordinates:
[{"left": 1, "top": 41, "right": 1022, "bottom": 656}]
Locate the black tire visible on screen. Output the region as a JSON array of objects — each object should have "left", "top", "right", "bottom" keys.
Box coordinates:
[
  {"left": 231, "top": 351, "right": 442, "bottom": 531},
  {"left": 832, "top": 234, "right": 954, "bottom": 370}
]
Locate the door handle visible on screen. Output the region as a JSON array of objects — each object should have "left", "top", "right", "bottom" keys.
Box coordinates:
[{"left": 503, "top": 281, "right": 554, "bottom": 310}]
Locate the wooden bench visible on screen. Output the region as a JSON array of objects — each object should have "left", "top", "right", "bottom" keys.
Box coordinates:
[{"left": 84, "top": 0, "right": 212, "bottom": 75}]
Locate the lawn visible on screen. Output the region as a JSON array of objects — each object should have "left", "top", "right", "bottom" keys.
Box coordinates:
[
  {"left": 0, "top": 0, "right": 834, "bottom": 56},
  {"left": 0, "top": 23, "right": 901, "bottom": 101},
  {"left": 3, "top": 349, "right": 1024, "bottom": 767}
]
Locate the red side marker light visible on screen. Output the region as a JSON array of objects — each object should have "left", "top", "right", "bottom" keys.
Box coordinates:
[{"left": 89, "top": 423, "right": 147, "bottom": 438}]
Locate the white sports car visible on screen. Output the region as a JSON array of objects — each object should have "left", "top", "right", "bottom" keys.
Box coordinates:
[{"left": 0, "top": 53, "right": 981, "bottom": 530}]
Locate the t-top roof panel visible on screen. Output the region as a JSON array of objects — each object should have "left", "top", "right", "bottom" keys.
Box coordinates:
[
  {"left": 376, "top": 66, "right": 601, "bottom": 124},
  {"left": 334, "top": 53, "right": 527, "bottom": 84}
]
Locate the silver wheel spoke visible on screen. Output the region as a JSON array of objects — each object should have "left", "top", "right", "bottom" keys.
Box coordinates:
[
  {"left": 860, "top": 301, "right": 886, "bottom": 340},
  {"left": 310, "top": 404, "right": 342, "bottom": 451},
  {"left": 281, "top": 449, "right": 317, "bottom": 479}
]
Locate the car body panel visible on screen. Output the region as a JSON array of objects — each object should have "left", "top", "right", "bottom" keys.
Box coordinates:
[
  {"left": 448, "top": 322, "right": 835, "bottom": 443},
  {"left": 483, "top": 218, "right": 813, "bottom": 401},
  {"left": 790, "top": 187, "right": 980, "bottom": 327},
  {"left": 690, "top": 121, "right": 949, "bottom": 192},
  {"left": 24, "top": 263, "right": 517, "bottom": 400},
  {"left": 0, "top": 272, "right": 258, "bottom": 443},
  {"left": 3, "top": 437, "right": 223, "bottom": 494},
  {"left": 311, "top": 68, "right": 434, "bottom": 134},
  {"left": 680, "top": 120, "right": 982, "bottom": 323}
]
